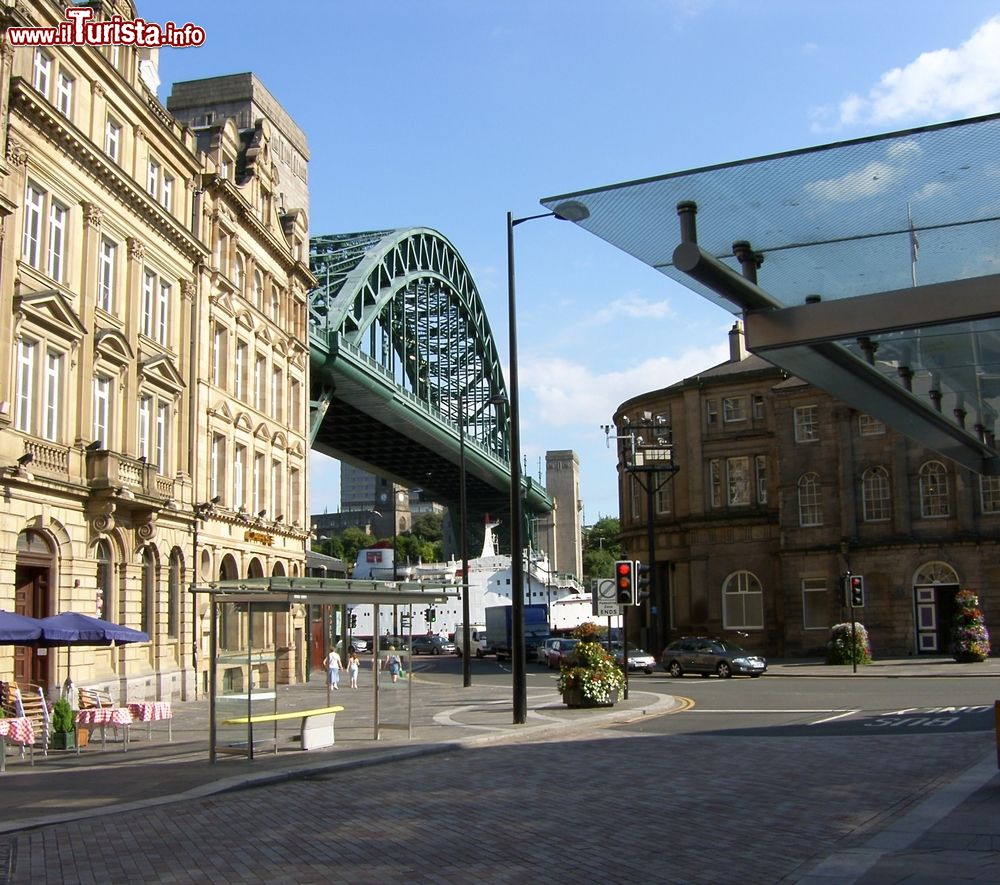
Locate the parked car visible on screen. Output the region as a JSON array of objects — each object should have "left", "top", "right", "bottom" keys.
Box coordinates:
[
  {"left": 536, "top": 636, "right": 559, "bottom": 665},
  {"left": 411, "top": 635, "right": 457, "bottom": 655},
  {"left": 613, "top": 643, "right": 656, "bottom": 674},
  {"left": 545, "top": 638, "right": 579, "bottom": 669},
  {"left": 660, "top": 637, "right": 767, "bottom": 678},
  {"left": 335, "top": 638, "right": 369, "bottom": 655}
]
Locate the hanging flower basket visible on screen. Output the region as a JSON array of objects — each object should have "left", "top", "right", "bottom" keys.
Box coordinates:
[{"left": 951, "top": 590, "right": 991, "bottom": 662}]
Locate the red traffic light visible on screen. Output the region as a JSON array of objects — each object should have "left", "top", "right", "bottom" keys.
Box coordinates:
[{"left": 614, "top": 560, "right": 635, "bottom": 604}]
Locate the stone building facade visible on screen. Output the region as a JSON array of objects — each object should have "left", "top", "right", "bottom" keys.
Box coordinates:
[
  {"left": 0, "top": 1, "right": 313, "bottom": 701},
  {"left": 616, "top": 324, "right": 1000, "bottom": 660}
]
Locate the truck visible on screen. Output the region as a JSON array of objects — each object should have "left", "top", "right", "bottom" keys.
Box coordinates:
[
  {"left": 454, "top": 624, "right": 489, "bottom": 658},
  {"left": 485, "top": 604, "right": 550, "bottom": 661}
]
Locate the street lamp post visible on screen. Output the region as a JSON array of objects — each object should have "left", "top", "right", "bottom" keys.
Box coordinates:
[
  {"left": 458, "top": 392, "right": 471, "bottom": 687},
  {"left": 504, "top": 200, "right": 589, "bottom": 725},
  {"left": 191, "top": 496, "right": 220, "bottom": 701}
]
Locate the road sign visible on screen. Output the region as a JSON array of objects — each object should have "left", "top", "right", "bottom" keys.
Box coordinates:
[{"left": 595, "top": 579, "right": 620, "bottom": 616}]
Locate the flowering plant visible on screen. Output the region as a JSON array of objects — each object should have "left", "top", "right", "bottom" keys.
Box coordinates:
[
  {"left": 557, "top": 622, "right": 625, "bottom": 705},
  {"left": 826, "top": 622, "right": 871, "bottom": 665},
  {"left": 951, "top": 589, "right": 991, "bottom": 662}
]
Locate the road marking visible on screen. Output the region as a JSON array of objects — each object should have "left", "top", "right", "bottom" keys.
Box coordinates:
[
  {"left": 810, "top": 710, "right": 859, "bottom": 725},
  {"left": 681, "top": 709, "right": 853, "bottom": 714}
]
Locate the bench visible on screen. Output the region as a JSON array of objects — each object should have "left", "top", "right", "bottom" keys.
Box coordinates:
[{"left": 222, "top": 705, "right": 344, "bottom": 751}]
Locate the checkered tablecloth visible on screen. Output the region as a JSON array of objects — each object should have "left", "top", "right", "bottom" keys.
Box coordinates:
[
  {"left": 75, "top": 707, "right": 133, "bottom": 727},
  {"left": 0, "top": 717, "right": 34, "bottom": 746},
  {"left": 127, "top": 702, "right": 172, "bottom": 722}
]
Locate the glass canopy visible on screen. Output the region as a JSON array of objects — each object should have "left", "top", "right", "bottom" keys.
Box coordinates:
[{"left": 543, "top": 113, "right": 1000, "bottom": 474}]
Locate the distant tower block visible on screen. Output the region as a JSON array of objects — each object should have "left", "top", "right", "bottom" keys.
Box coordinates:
[{"left": 544, "top": 450, "right": 583, "bottom": 581}]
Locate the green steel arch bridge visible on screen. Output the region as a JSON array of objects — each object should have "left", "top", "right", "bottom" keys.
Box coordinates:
[{"left": 308, "top": 227, "right": 552, "bottom": 530}]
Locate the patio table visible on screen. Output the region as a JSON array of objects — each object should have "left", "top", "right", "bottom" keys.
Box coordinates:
[
  {"left": 75, "top": 707, "right": 132, "bottom": 753},
  {"left": 0, "top": 717, "right": 34, "bottom": 772},
  {"left": 127, "top": 701, "right": 173, "bottom": 741}
]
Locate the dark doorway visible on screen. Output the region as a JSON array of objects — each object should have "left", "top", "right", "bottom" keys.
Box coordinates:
[
  {"left": 15, "top": 530, "right": 53, "bottom": 686},
  {"left": 914, "top": 584, "right": 960, "bottom": 654}
]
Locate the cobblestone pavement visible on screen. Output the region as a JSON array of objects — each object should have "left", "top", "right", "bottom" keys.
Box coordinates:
[{"left": 0, "top": 658, "right": 998, "bottom": 883}]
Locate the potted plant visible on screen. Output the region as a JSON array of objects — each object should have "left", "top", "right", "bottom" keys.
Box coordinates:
[
  {"left": 951, "top": 589, "right": 991, "bottom": 662},
  {"left": 49, "top": 697, "right": 75, "bottom": 750},
  {"left": 557, "top": 622, "right": 625, "bottom": 708}
]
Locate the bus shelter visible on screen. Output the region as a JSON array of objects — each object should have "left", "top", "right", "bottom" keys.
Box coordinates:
[{"left": 192, "top": 576, "right": 460, "bottom": 761}]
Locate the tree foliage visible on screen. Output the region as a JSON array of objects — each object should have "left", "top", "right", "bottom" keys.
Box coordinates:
[{"left": 583, "top": 517, "right": 622, "bottom": 580}]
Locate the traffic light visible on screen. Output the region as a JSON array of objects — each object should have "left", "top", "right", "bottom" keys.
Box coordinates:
[
  {"left": 849, "top": 575, "right": 864, "bottom": 607},
  {"left": 425, "top": 608, "right": 436, "bottom": 623},
  {"left": 636, "top": 562, "right": 651, "bottom": 600},
  {"left": 349, "top": 612, "right": 357, "bottom": 628},
  {"left": 614, "top": 560, "right": 636, "bottom": 605}
]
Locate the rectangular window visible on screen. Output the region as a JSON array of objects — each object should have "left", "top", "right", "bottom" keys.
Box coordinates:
[
  {"left": 104, "top": 117, "right": 121, "bottom": 162},
  {"left": 981, "top": 476, "right": 1000, "bottom": 514},
  {"left": 630, "top": 474, "right": 641, "bottom": 520},
  {"left": 155, "top": 402, "right": 169, "bottom": 473},
  {"left": 709, "top": 459, "right": 722, "bottom": 507},
  {"left": 755, "top": 455, "right": 768, "bottom": 505},
  {"left": 98, "top": 238, "right": 116, "bottom": 313},
  {"left": 654, "top": 470, "right": 672, "bottom": 514},
  {"left": 794, "top": 405, "right": 819, "bottom": 443},
  {"left": 22, "top": 183, "right": 43, "bottom": 268},
  {"left": 726, "top": 456, "right": 750, "bottom": 506},
  {"left": 270, "top": 286, "right": 281, "bottom": 322},
  {"left": 156, "top": 280, "right": 170, "bottom": 345},
  {"left": 147, "top": 159, "right": 160, "bottom": 198},
  {"left": 46, "top": 200, "right": 67, "bottom": 281},
  {"left": 254, "top": 355, "right": 266, "bottom": 412},
  {"left": 802, "top": 578, "right": 828, "bottom": 630},
  {"left": 32, "top": 49, "right": 51, "bottom": 95},
  {"left": 216, "top": 230, "right": 228, "bottom": 275},
  {"left": 141, "top": 271, "right": 155, "bottom": 338},
  {"left": 271, "top": 459, "right": 282, "bottom": 517},
  {"left": 289, "top": 378, "right": 300, "bottom": 428},
  {"left": 706, "top": 399, "right": 718, "bottom": 426},
  {"left": 858, "top": 414, "right": 887, "bottom": 436},
  {"left": 138, "top": 395, "right": 152, "bottom": 459},
  {"left": 254, "top": 452, "right": 265, "bottom": 513},
  {"left": 43, "top": 349, "right": 61, "bottom": 441},
  {"left": 752, "top": 394, "right": 765, "bottom": 421},
  {"left": 234, "top": 445, "right": 246, "bottom": 509},
  {"left": 211, "top": 434, "right": 226, "bottom": 503},
  {"left": 289, "top": 467, "right": 300, "bottom": 524},
  {"left": 271, "top": 367, "right": 283, "bottom": 422},
  {"left": 162, "top": 175, "right": 173, "bottom": 212},
  {"left": 55, "top": 70, "right": 73, "bottom": 117},
  {"left": 722, "top": 396, "right": 746, "bottom": 423},
  {"left": 93, "top": 375, "right": 111, "bottom": 447},
  {"left": 235, "top": 341, "right": 246, "bottom": 401},
  {"left": 212, "top": 325, "right": 224, "bottom": 386},
  {"left": 15, "top": 339, "right": 36, "bottom": 433}
]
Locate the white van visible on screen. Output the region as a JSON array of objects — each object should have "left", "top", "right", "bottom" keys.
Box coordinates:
[{"left": 454, "top": 624, "right": 489, "bottom": 658}]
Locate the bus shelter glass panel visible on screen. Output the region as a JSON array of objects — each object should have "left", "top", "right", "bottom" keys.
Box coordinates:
[{"left": 213, "top": 599, "right": 284, "bottom": 759}]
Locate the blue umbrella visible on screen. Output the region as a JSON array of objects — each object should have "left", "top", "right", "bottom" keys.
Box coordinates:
[
  {"left": 37, "top": 612, "right": 149, "bottom": 646},
  {"left": 0, "top": 610, "right": 42, "bottom": 644}
]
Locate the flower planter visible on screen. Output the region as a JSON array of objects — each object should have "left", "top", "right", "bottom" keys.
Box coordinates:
[
  {"left": 954, "top": 651, "right": 987, "bottom": 663},
  {"left": 561, "top": 687, "right": 618, "bottom": 709}
]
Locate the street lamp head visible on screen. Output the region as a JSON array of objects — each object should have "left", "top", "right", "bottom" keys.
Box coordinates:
[{"left": 552, "top": 200, "right": 590, "bottom": 223}]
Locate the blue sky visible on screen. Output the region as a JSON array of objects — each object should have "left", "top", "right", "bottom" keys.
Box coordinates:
[{"left": 145, "top": 0, "right": 1000, "bottom": 524}]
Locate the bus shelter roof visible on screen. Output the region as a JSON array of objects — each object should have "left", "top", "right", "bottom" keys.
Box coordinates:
[{"left": 191, "top": 576, "right": 460, "bottom": 607}]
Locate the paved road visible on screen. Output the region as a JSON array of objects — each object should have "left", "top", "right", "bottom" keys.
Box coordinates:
[{"left": 2, "top": 657, "right": 998, "bottom": 884}]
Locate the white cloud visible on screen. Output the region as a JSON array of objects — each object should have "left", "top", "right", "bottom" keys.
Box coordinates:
[
  {"left": 803, "top": 160, "right": 900, "bottom": 203},
  {"left": 521, "top": 342, "right": 730, "bottom": 429},
  {"left": 815, "top": 15, "right": 1000, "bottom": 130},
  {"left": 595, "top": 292, "right": 674, "bottom": 322}
]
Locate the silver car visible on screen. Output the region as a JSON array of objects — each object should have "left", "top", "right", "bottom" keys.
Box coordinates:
[
  {"left": 536, "top": 637, "right": 560, "bottom": 665},
  {"left": 661, "top": 637, "right": 767, "bottom": 678}
]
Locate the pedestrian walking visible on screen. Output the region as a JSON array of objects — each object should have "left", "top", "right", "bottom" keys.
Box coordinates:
[
  {"left": 324, "top": 647, "right": 343, "bottom": 690},
  {"left": 347, "top": 648, "right": 360, "bottom": 689},
  {"left": 383, "top": 645, "right": 402, "bottom": 683}
]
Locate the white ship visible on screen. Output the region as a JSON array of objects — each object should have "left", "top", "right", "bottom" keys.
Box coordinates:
[{"left": 347, "top": 520, "right": 616, "bottom": 639}]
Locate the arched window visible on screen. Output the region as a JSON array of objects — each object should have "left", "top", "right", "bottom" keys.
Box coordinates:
[
  {"left": 141, "top": 546, "right": 156, "bottom": 635},
  {"left": 252, "top": 270, "right": 263, "bottom": 311},
  {"left": 95, "top": 539, "right": 113, "bottom": 621},
  {"left": 862, "top": 466, "right": 891, "bottom": 522},
  {"left": 723, "top": 571, "right": 763, "bottom": 630},
  {"left": 167, "top": 549, "right": 182, "bottom": 638},
  {"left": 919, "top": 460, "right": 950, "bottom": 518},
  {"left": 234, "top": 253, "right": 245, "bottom": 295},
  {"left": 797, "top": 473, "right": 822, "bottom": 526}
]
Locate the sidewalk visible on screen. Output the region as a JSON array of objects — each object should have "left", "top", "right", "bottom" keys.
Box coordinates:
[{"left": 1, "top": 655, "right": 999, "bottom": 884}]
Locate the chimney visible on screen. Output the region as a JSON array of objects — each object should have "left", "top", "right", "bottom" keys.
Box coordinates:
[{"left": 729, "top": 321, "right": 747, "bottom": 362}]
